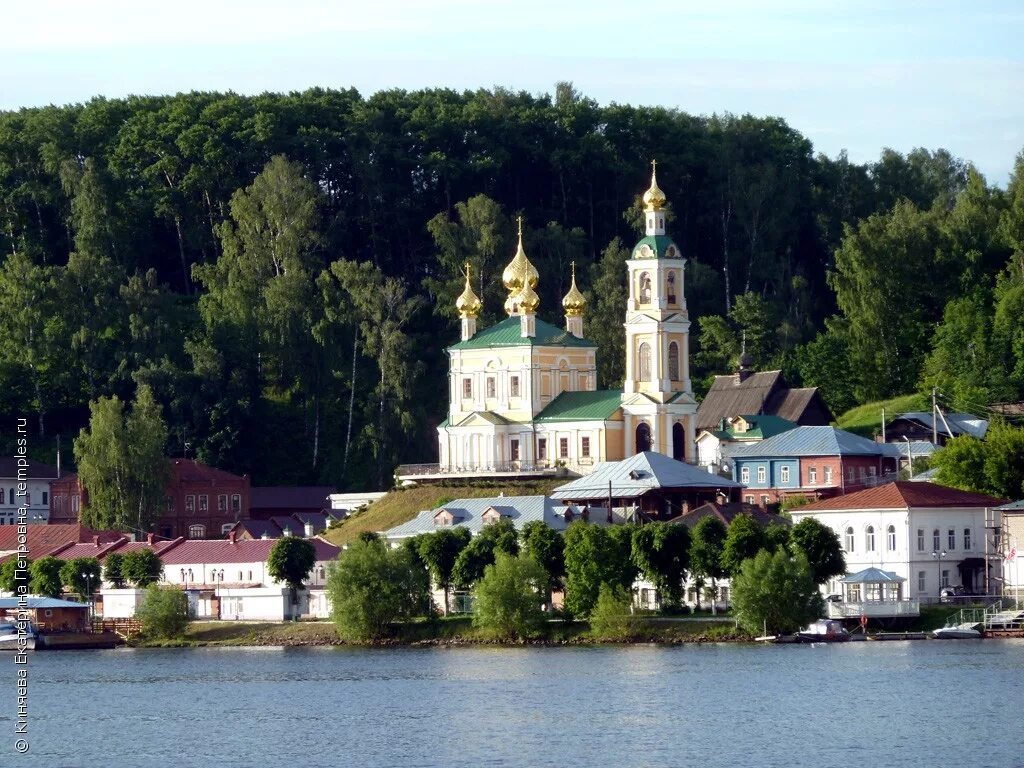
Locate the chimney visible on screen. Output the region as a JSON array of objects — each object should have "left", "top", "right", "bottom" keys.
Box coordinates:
[
  {"left": 304, "top": 521, "right": 314, "bottom": 538},
  {"left": 736, "top": 354, "right": 753, "bottom": 384},
  {"left": 147, "top": 533, "right": 156, "bottom": 545},
  {"left": 92, "top": 535, "right": 100, "bottom": 546},
  {"left": 228, "top": 530, "right": 237, "bottom": 544}
]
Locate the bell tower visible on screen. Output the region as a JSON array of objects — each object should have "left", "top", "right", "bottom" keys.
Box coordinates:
[{"left": 621, "top": 161, "right": 698, "bottom": 461}]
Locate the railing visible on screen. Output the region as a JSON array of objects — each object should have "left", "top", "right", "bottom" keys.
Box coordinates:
[
  {"left": 92, "top": 618, "right": 143, "bottom": 640},
  {"left": 827, "top": 599, "right": 920, "bottom": 618},
  {"left": 396, "top": 462, "right": 560, "bottom": 477}
]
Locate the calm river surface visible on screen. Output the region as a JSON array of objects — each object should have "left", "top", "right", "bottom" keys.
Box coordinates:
[{"left": 2, "top": 641, "right": 1022, "bottom": 767}]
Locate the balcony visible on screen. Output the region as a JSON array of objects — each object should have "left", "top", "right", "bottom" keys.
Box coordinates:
[
  {"left": 395, "top": 462, "right": 566, "bottom": 482},
  {"left": 827, "top": 599, "right": 920, "bottom": 619}
]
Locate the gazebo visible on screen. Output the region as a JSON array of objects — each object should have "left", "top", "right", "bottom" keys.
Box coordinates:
[{"left": 828, "top": 567, "right": 920, "bottom": 619}]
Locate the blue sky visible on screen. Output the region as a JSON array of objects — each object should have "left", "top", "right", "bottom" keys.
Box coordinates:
[{"left": 2, "top": 0, "right": 1021, "bottom": 184}]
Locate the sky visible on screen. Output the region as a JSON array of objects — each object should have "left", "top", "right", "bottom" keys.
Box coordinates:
[{"left": 2, "top": 0, "right": 1021, "bottom": 184}]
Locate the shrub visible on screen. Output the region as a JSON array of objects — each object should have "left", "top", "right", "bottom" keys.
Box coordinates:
[
  {"left": 731, "top": 550, "right": 824, "bottom": 635},
  {"left": 121, "top": 549, "right": 164, "bottom": 587},
  {"left": 563, "top": 523, "right": 637, "bottom": 618},
  {"left": 103, "top": 552, "right": 126, "bottom": 588},
  {"left": 588, "top": 585, "right": 643, "bottom": 641},
  {"left": 472, "top": 552, "right": 547, "bottom": 641},
  {"left": 60, "top": 557, "right": 102, "bottom": 599},
  {"left": 136, "top": 585, "right": 190, "bottom": 638}
]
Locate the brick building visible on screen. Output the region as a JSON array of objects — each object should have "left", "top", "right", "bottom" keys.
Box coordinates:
[{"left": 49, "top": 459, "right": 250, "bottom": 539}]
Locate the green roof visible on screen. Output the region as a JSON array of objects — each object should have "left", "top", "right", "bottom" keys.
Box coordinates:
[
  {"left": 725, "top": 415, "right": 798, "bottom": 440},
  {"left": 450, "top": 316, "right": 597, "bottom": 350},
  {"left": 535, "top": 389, "right": 623, "bottom": 422},
  {"left": 632, "top": 235, "right": 682, "bottom": 260}
]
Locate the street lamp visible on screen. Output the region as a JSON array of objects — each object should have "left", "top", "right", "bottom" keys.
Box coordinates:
[
  {"left": 81, "top": 571, "right": 93, "bottom": 622},
  {"left": 932, "top": 549, "right": 948, "bottom": 603}
]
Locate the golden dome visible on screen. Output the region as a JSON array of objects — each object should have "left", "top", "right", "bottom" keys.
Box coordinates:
[
  {"left": 514, "top": 280, "right": 540, "bottom": 315},
  {"left": 642, "top": 159, "right": 667, "bottom": 212},
  {"left": 501, "top": 216, "right": 539, "bottom": 292},
  {"left": 455, "top": 262, "right": 482, "bottom": 319},
  {"left": 562, "top": 261, "right": 586, "bottom": 316}
]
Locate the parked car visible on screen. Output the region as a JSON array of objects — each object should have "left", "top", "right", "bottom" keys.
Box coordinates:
[{"left": 940, "top": 586, "right": 967, "bottom": 603}]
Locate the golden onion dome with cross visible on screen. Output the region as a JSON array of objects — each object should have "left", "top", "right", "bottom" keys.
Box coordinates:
[
  {"left": 642, "top": 159, "right": 667, "bottom": 212},
  {"left": 562, "top": 261, "right": 586, "bottom": 317},
  {"left": 513, "top": 279, "right": 540, "bottom": 315},
  {"left": 501, "top": 216, "right": 539, "bottom": 292},
  {"left": 455, "top": 262, "right": 482, "bottom": 319}
]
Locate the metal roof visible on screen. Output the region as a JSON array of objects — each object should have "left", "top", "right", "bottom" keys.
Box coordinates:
[
  {"left": 729, "top": 426, "right": 892, "bottom": 459},
  {"left": 384, "top": 495, "right": 579, "bottom": 539},
  {"left": 997, "top": 499, "right": 1024, "bottom": 511},
  {"left": 842, "top": 567, "right": 905, "bottom": 584},
  {"left": 535, "top": 390, "right": 623, "bottom": 422},
  {"left": 449, "top": 316, "right": 596, "bottom": 350},
  {"left": 796, "top": 481, "right": 1005, "bottom": 511},
  {"left": 159, "top": 537, "right": 339, "bottom": 565},
  {"left": 893, "top": 412, "right": 988, "bottom": 439},
  {"left": 0, "top": 596, "right": 89, "bottom": 609},
  {"left": 551, "top": 451, "right": 741, "bottom": 500}
]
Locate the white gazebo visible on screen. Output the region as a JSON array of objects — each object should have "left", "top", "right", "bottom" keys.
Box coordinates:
[{"left": 827, "top": 567, "right": 920, "bottom": 619}]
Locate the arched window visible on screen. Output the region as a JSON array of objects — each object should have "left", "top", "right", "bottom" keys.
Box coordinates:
[
  {"left": 865, "top": 526, "right": 875, "bottom": 551},
  {"left": 636, "top": 422, "right": 652, "bottom": 453},
  {"left": 180, "top": 568, "right": 185, "bottom": 581},
  {"left": 887, "top": 525, "right": 897, "bottom": 551},
  {"left": 844, "top": 527, "right": 855, "bottom": 552},
  {"left": 639, "top": 272, "right": 652, "bottom": 303},
  {"left": 668, "top": 342, "right": 680, "bottom": 381},
  {"left": 187, "top": 569, "right": 193, "bottom": 582},
  {"left": 672, "top": 422, "right": 684, "bottom": 461},
  {"left": 933, "top": 529, "right": 941, "bottom": 551},
  {"left": 667, "top": 271, "right": 677, "bottom": 303},
  {"left": 189, "top": 524, "right": 206, "bottom": 539},
  {"left": 638, "top": 342, "right": 652, "bottom": 381}
]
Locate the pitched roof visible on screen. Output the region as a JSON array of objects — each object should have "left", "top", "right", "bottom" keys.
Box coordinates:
[
  {"left": 766, "top": 387, "right": 822, "bottom": 424},
  {"left": 0, "top": 457, "right": 60, "bottom": 479},
  {"left": 158, "top": 536, "right": 339, "bottom": 565},
  {"left": 890, "top": 412, "right": 988, "bottom": 439},
  {"left": 997, "top": 499, "right": 1024, "bottom": 512},
  {"left": 449, "top": 316, "right": 596, "bottom": 350},
  {"left": 250, "top": 487, "right": 334, "bottom": 510},
  {"left": 696, "top": 369, "right": 832, "bottom": 431},
  {"left": 0, "top": 524, "right": 125, "bottom": 562},
  {"left": 729, "top": 426, "right": 892, "bottom": 459},
  {"left": 796, "top": 481, "right": 1006, "bottom": 512},
  {"left": 535, "top": 390, "right": 623, "bottom": 422},
  {"left": 170, "top": 458, "right": 247, "bottom": 484},
  {"left": 842, "top": 567, "right": 905, "bottom": 584},
  {"left": 724, "top": 415, "right": 797, "bottom": 440},
  {"left": 0, "top": 596, "right": 88, "bottom": 609},
  {"left": 551, "top": 451, "right": 741, "bottom": 500},
  {"left": 384, "top": 495, "right": 577, "bottom": 539},
  {"left": 668, "top": 501, "right": 788, "bottom": 528}
]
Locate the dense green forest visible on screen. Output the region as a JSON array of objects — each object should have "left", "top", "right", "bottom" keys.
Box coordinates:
[{"left": 1, "top": 83, "right": 1023, "bottom": 489}]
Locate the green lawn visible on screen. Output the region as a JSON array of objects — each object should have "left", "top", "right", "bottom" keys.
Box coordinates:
[
  {"left": 836, "top": 393, "right": 929, "bottom": 438},
  {"left": 322, "top": 478, "right": 567, "bottom": 545}
]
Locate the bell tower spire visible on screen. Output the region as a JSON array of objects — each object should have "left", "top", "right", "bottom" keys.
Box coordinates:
[{"left": 643, "top": 159, "right": 667, "bottom": 236}]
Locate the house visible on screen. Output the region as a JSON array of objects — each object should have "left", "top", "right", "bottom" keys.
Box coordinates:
[
  {"left": 0, "top": 457, "right": 60, "bottom": 526},
  {"left": 728, "top": 426, "right": 901, "bottom": 505},
  {"left": 227, "top": 511, "right": 339, "bottom": 541},
  {"left": 329, "top": 491, "right": 387, "bottom": 517},
  {"left": 0, "top": 596, "right": 91, "bottom": 632},
  {"left": 249, "top": 486, "right": 335, "bottom": 519},
  {"left": 0, "top": 523, "right": 125, "bottom": 565},
  {"left": 695, "top": 414, "right": 797, "bottom": 471},
  {"left": 791, "top": 482, "right": 1006, "bottom": 613},
  {"left": 49, "top": 458, "right": 251, "bottom": 539},
  {"left": 884, "top": 411, "right": 988, "bottom": 447},
  {"left": 997, "top": 499, "right": 1024, "bottom": 600},
  {"left": 696, "top": 366, "right": 833, "bottom": 433},
  {"left": 550, "top": 451, "right": 742, "bottom": 521}
]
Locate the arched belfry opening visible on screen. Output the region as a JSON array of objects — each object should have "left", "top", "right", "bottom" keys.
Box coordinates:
[
  {"left": 672, "top": 422, "right": 684, "bottom": 461},
  {"left": 636, "top": 422, "right": 652, "bottom": 453}
]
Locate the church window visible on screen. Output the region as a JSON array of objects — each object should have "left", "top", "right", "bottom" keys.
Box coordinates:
[
  {"left": 639, "top": 272, "right": 652, "bottom": 303},
  {"left": 510, "top": 439, "right": 520, "bottom": 461},
  {"left": 462, "top": 378, "right": 472, "bottom": 399},
  {"left": 638, "top": 343, "right": 652, "bottom": 382},
  {"left": 486, "top": 377, "right": 496, "bottom": 399},
  {"left": 581, "top": 437, "right": 591, "bottom": 458},
  {"left": 537, "top": 439, "right": 547, "bottom": 461},
  {"left": 667, "top": 272, "right": 677, "bottom": 303},
  {"left": 559, "top": 438, "right": 569, "bottom": 458},
  {"left": 635, "top": 423, "right": 652, "bottom": 453},
  {"left": 510, "top": 376, "right": 520, "bottom": 398},
  {"left": 668, "top": 342, "right": 680, "bottom": 381}
]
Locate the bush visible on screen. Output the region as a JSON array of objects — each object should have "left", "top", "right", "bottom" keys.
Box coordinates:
[
  {"left": 327, "top": 537, "right": 428, "bottom": 643},
  {"left": 29, "top": 557, "right": 64, "bottom": 597},
  {"left": 472, "top": 552, "right": 547, "bottom": 641},
  {"left": 588, "top": 585, "right": 643, "bottom": 641},
  {"left": 121, "top": 549, "right": 163, "bottom": 587},
  {"left": 731, "top": 549, "right": 824, "bottom": 635},
  {"left": 103, "top": 552, "right": 126, "bottom": 588},
  {"left": 136, "top": 585, "right": 190, "bottom": 639},
  {"left": 60, "top": 557, "right": 102, "bottom": 599}
]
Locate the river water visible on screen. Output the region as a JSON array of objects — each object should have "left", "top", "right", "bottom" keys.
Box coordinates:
[{"left": 2, "top": 641, "right": 1022, "bottom": 767}]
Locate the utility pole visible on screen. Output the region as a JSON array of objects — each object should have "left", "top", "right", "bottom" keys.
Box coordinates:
[
  {"left": 881, "top": 408, "right": 886, "bottom": 442},
  {"left": 931, "top": 387, "right": 939, "bottom": 445}
]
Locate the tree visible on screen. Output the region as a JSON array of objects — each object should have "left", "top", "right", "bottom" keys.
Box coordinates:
[
  {"left": 563, "top": 523, "right": 637, "bottom": 618},
  {"left": 60, "top": 557, "right": 102, "bottom": 600},
  {"left": 731, "top": 550, "right": 824, "bottom": 635},
  {"left": 326, "top": 536, "right": 428, "bottom": 642},
  {"left": 584, "top": 238, "right": 629, "bottom": 388},
  {"left": 103, "top": 552, "right": 126, "bottom": 588},
  {"left": 268, "top": 536, "right": 317, "bottom": 619},
  {"left": 721, "top": 514, "right": 767, "bottom": 575},
  {"left": 789, "top": 518, "right": 846, "bottom": 585},
  {"left": 29, "top": 557, "right": 64, "bottom": 598},
  {"left": 630, "top": 523, "right": 690, "bottom": 609},
  {"left": 74, "top": 383, "right": 169, "bottom": 533},
  {"left": 519, "top": 520, "right": 565, "bottom": 597},
  {"left": 794, "top": 324, "right": 859, "bottom": 416},
  {"left": 588, "top": 584, "right": 644, "bottom": 642},
  {"left": 415, "top": 527, "right": 471, "bottom": 615},
  {"left": 764, "top": 523, "right": 791, "bottom": 552},
  {"left": 690, "top": 517, "right": 727, "bottom": 612},
  {"left": 451, "top": 519, "right": 520, "bottom": 588},
  {"left": 121, "top": 549, "right": 164, "bottom": 588},
  {"left": 0, "top": 557, "right": 31, "bottom": 595},
  {"left": 933, "top": 424, "right": 1024, "bottom": 500},
  {"left": 472, "top": 552, "right": 547, "bottom": 641},
  {"left": 136, "top": 585, "right": 190, "bottom": 639}
]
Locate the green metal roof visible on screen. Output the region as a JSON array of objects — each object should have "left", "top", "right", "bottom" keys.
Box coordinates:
[
  {"left": 535, "top": 390, "right": 623, "bottom": 422},
  {"left": 725, "top": 415, "right": 798, "bottom": 440},
  {"left": 450, "top": 316, "right": 596, "bottom": 350},
  {"left": 632, "top": 235, "right": 682, "bottom": 260}
]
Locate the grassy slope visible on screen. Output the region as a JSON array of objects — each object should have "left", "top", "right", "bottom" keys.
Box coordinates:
[
  {"left": 836, "top": 393, "right": 929, "bottom": 438},
  {"left": 322, "top": 478, "right": 567, "bottom": 546}
]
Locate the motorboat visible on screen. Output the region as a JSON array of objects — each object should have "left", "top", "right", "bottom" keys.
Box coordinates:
[
  {"left": 797, "top": 619, "right": 851, "bottom": 643},
  {"left": 932, "top": 621, "right": 982, "bottom": 639},
  {"left": 0, "top": 620, "right": 35, "bottom": 651}
]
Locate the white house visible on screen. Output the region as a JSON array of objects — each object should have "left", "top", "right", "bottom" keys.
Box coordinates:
[
  {"left": 792, "top": 481, "right": 1004, "bottom": 615},
  {"left": 0, "top": 457, "right": 60, "bottom": 526}
]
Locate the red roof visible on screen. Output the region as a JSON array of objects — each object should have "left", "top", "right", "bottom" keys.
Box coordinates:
[
  {"left": 0, "top": 524, "right": 125, "bottom": 561},
  {"left": 170, "top": 459, "right": 247, "bottom": 485},
  {"left": 799, "top": 481, "right": 1006, "bottom": 511},
  {"left": 159, "top": 536, "right": 339, "bottom": 565}
]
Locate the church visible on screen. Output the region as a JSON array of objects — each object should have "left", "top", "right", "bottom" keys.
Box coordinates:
[{"left": 435, "top": 165, "right": 698, "bottom": 476}]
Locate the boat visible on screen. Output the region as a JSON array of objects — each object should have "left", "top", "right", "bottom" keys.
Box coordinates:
[
  {"left": 932, "top": 622, "right": 982, "bottom": 639},
  {"left": 0, "top": 620, "right": 36, "bottom": 651},
  {"left": 797, "top": 619, "right": 851, "bottom": 643}
]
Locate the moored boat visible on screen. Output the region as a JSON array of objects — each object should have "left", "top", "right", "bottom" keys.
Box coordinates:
[
  {"left": 932, "top": 622, "right": 982, "bottom": 639},
  {"left": 797, "top": 619, "right": 850, "bottom": 643},
  {"left": 0, "top": 620, "right": 36, "bottom": 651}
]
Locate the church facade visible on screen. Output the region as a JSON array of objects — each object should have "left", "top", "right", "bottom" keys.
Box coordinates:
[{"left": 435, "top": 165, "right": 698, "bottom": 476}]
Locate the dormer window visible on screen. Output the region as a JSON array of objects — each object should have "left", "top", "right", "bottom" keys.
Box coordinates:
[
  {"left": 481, "top": 507, "right": 503, "bottom": 526},
  {"left": 434, "top": 509, "right": 454, "bottom": 527}
]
